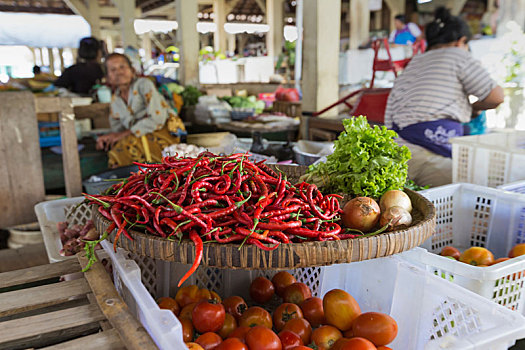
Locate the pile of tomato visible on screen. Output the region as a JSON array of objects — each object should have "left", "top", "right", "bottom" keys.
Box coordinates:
[
  {"left": 157, "top": 271, "right": 398, "bottom": 350},
  {"left": 440, "top": 243, "right": 525, "bottom": 266}
]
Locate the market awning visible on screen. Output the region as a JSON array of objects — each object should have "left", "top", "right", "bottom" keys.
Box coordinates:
[{"left": 0, "top": 12, "right": 91, "bottom": 48}]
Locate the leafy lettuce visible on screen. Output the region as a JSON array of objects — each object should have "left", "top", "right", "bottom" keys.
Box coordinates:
[{"left": 305, "top": 116, "right": 411, "bottom": 198}]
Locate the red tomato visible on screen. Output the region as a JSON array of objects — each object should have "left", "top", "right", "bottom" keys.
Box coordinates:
[
  {"left": 179, "top": 302, "right": 198, "bottom": 321},
  {"left": 195, "top": 332, "right": 222, "bottom": 350},
  {"left": 176, "top": 285, "right": 211, "bottom": 308},
  {"left": 273, "top": 303, "right": 304, "bottom": 331},
  {"left": 250, "top": 276, "right": 275, "bottom": 304},
  {"left": 283, "top": 283, "right": 312, "bottom": 305},
  {"left": 222, "top": 296, "right": 248, "bottom": 320},
  {"left": 459, "top": 247, "right": 494, "bottom": 266},
  {"left": 323, "top": 289, "right": 361, "bottom": 331},
  {"left": 180, "top": 318, "right": 194, "bottom": 342},
  {"left": 490, "top": 257, "right": 511, "bottom": 265},
  {"left": 186, "top": 342, "right": 205, "bottom": 350},
  {"left": 227, "top": 326, "right": 251, "bottom": 342},
  {"left": 290, "top": 347, "right": 312, "bottom": 350},
  {"left": 509, "top": 243, "right": 525, "bottom": 258},
  {"left": 245, "top": 326, "right": 282, "bottom": 350},
  {"left": 310, "top": 325, "right": 343, "bottom": 350},
  {"left": 157, "top": 296, "right": 180, "bottom": 316},
  {"left": 439, "top": 246, "right": 461, "bottom": 260},
  {"left": 352, "top": 312, "right": 398, "bottom": 346},
  {"left": 299, "top": 297, "right": 325, "bottom": 327},
  {"left": 332, "top": 337, "right": 377, "bottom": 350},
  {"left": 192, "top": 301, "right": 226, "bottom": 333},
  {"left": 215, "top": 338, "right": 248, "bottom": 350},
  {"left": 238, "top": 306, "right": 273, "bottom": 329},
  {"left": 272, "top": 271, "right": 296, "bottom": 297},
  {"left": 282, "top": 317, "right": 312, "bottom": 345},
  {"left": 278, "top": 330, "right": 303, "bottom": 350},
  {"left": 219, "top": 313, "right": 237, "bottom": 339}
]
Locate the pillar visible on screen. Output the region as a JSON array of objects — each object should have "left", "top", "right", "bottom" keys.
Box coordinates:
[
  {"left": 176, "top": 0, "right": 199, "bottom": 85},
  {"left": 266, "top": 0, "right": 284, "bottom": 60},
  {"left": 227, "top": 33, "right": 236, "bottom": 55},
  {"left": 48, "top": 48, "right": 55, "bottom": 75},
  {"left": 349, "top": 0, "right": 370, "bottom": 49},
  {"left": 213, "top": 0, "right": 227, "bottom": 53},
  {"left": 113, "top": 0, "right": 138, "bottom": 48},
  {"left": 58, "top": 48, "right": 65, "bottom": 72},
  {"left": 383, "top": 0, "right": 404, "bottom": 31},
  {"left": 89, "top": 0, "right": 101, "bottom": 38},
  {"left": 142, "top": 33, "right": 152, "bottom": 62},
  {"left": 302, "top": 0, "right": 341, "bottom": 115}
]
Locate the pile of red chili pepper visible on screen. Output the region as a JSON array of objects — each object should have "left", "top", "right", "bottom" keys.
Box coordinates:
[{"left": 85, "top": 152, "right": 345, "bottom": 286}]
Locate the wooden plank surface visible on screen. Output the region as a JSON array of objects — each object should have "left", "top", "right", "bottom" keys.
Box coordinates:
[
  {"left": 35, "top": 96, "right": 61, "bottom": 114},
  {"left": 40, "top": 328, "right": 125, "bottom": 350},
  {"left": 0, "top": 303, "right": 104, "bottom": 349},
  {"left": 73, "top": 103, "right": 111, "bottom": 129},
  {"left": 0, "top": 258, "right": 80, "bottom": 289},
  {"left": 59, "top": 98, "right": 82, "bottom": 197},
  {"left": 0, "top": 243, "right": 49, "bottom": 273},
  {"left": 0, "top": 91, "right": 46, "bottom": 227},
  {"left": 0, "top": 278, "right": 91, "bottom": 317},
  {"left": 78, "top": 253, "right": 158, "bottom": 350}
]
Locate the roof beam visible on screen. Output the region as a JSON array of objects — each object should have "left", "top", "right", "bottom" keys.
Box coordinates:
[
  {"left": 225, "top": 0, "right": 242, "bottom": 14},
  {"left": 254, "top": 0, "right": 266, "bottom": 13},
  {"left": 63, "top": 0, "right": 89, "bottom": 19},
  {"left": 140, "top": 2, "right": 176, "bottom": 17},
  {"left": 100, "top": 6, "right": 142, "bottom": 18}
]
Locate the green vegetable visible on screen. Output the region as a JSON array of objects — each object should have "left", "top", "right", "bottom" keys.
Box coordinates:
[
  {"left": 405, "top": 179, "right": 430, "bottom": 191},
  {"left": 303, "top": 116, "right": 411, "bottom": 198},
  {"left": 180, "top": 85, "right": 203, "bottom": 106}
]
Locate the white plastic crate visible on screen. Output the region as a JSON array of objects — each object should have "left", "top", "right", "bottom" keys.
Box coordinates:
[
  {"left": 101, "top": 240, "right": 525, "bottom": 350},
  {"left": 35, "top": 197, "right": 90, "bottom": 263},
  {"left": 451, "top": 130, "right": 525, "bottom": 187},
  {"left": 402, "top": 183, "right": 525, "bottom": 313},
  {"left": 499, "top": 180, "right": 525, "bottom": 194}
]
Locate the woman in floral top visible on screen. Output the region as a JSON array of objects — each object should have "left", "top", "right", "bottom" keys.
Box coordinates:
[{"left": 96, "top": 53, "right": 185, "bottom": 167}]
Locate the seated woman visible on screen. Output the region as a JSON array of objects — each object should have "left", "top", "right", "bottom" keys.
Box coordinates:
[
  {"left": 388, "top": 14, "right": 422, "bottom": 45},
  {"left": 96, "top": 53, "right": 185, "bottom": 168},
  {"left": 384, "top": 7, "right": 504, "bottom": 187}
]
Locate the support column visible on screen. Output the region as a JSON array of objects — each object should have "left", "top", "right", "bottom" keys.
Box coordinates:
[
  {"left": 113, "top": 0, "right": 138, "bottom": 48},
  {"left": 213, "top": 0, "right": 227, "bottom": 54},
  {"left": 383, "top": 0, "right": 404, "bottom": 31},
  {"left": 227, "top": 33, "right": 236, "bottom": 55},
  {"left": 349, "top": 0, "right": 370, "bottom": 49},
  {"left": 176, "top": 0, "right": 199, "bottom": 85},
  {"left": 30, "top": 48, "right": 37, "bottom": 66},
  {"left": 48, "top": 48, "right": 55, "bottom": 75},
  {"left": 266, "top": 0, "right": 284, "bottom": 60},
  {"left": 88, "top": 0, "right": 101, "bottom": 38},
  {"left": 302, "top": 0, "right": 341, "bottom": 115},
  {"left": 58, "top": 48, "right": 65, "bottom": 71},
  {"left": 142, "top": 33, "right": 152, "bottom": 62}
]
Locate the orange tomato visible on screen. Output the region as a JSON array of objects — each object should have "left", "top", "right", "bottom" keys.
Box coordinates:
[
  {"left": 195, "top": 332, "right": 222, "bottom": 350},
  {"left": 352, "top": 312, "right": 398, "bottom": 346},
  {"left": 273, "top": 303, "right": 304, "bottom": 332},
  {"left": 157, "top": 296, "right": 180, "bottom": 316},
  {"left": 459, "top": 247, "right": 494, "bottom": 266},
  {"left": 323, "top": 289, "right": 361, "bottom": 331},
  {"left": 439, "top": 246, "right": 461, "bottom": 260},
  {"left": 238, "top": 306, "right": 273, "bottom": 329},
  {"left": 218, "top": 313, "right": 237, "bottom": 339},
  {"left": 332, "top": 337, "right": 377, "bottom": 350},
  {"left": 210, "top": 290, "right": 222, "bottom": 304},
  {"left": 310, "top": 325, "right": 343, "bottom": 350},
  {"left": 180, "top": 318, "right": 194, "bottom": 342},
  {"left": 179, "top": 302, "right": 198, "bottom": 321},
  {"left": 282, "top": 317, "right": 312, "bottom": 345},
  {"left": 299, "top": 297, "right": 325, "bottom": 328},
  {"left": 186, "top": 342, "right": 205, "bottom": 350},
  {"left": 509, "top": 243, "right": 525, "bottom": 258},
  {"left": 272, "top": 271, "right": 297, "bottom": 297},
  {"left": 376, "top": 347, "right": 392, "bottom": 350},
  {"left": 490, "top": 257, "right": 511, "bottom": 265},
  {"left": 176, "top": 285, "right": 212, "bottom": 308}
]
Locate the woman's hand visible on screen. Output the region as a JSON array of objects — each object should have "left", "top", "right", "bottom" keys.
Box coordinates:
[{"left": 96, "top": 130, "right": 132, "bottom": 151}]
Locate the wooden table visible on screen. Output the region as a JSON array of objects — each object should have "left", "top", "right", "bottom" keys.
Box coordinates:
[
  {"left": 0, "top": 252, "right": 157, "bottom": 350},
  {"left": 304, "top": 115, "right": 347, "bottom": 141}
]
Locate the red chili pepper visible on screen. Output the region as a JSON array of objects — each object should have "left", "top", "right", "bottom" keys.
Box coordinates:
[
  {"left": 256, "top": 220, "right": 302, "bottom": 230},
  {"left": 178, "top": 230, "right": 203, "bottom": 287}
]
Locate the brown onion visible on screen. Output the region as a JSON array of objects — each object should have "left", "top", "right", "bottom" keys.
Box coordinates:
[
  {"left": 342, "top": 197, "right": 381, "bottom": 232},
  {"left": 379, "top": 190, "right": 412, "bottom": 213},
  {"left": 380, "top": 206, "right": 412, "bottom": 231}
]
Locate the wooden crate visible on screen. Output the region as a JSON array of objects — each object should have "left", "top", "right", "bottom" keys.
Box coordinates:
[
  {"left": 272, "top": 101, "right": 302, "bottom": 118},
  {"left": 0, "top": 252, "right": 157, "bottom": 350}
]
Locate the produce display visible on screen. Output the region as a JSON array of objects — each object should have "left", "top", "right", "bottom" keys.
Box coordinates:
[
  {"left": 84, "top": 153, "right": 352, "bottom": 283},
  {"left": 302, "top": 116, "right": 411, "bottom": 198},
  {"left": 56, "top": 220, "right": 100, "bottom": 256},
  {"left": 440, "top": 243, "right": 525, "bottom": 266},
  {"left": 158, "top": 271, "right": 398, "bottom": 350}
]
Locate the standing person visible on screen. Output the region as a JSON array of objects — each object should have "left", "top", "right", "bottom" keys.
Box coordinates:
[
  {"left": 384, "top": 7, "right": 504, "bottom": 187},
  {"left": 54, "top": 37, "right": 104, "bottom": 95},
  {"left": 96, "top": 53, "right": 185, "bottom": 168},
  {"left": 389, "top": 14, "right": 422, "bottom": 45}
]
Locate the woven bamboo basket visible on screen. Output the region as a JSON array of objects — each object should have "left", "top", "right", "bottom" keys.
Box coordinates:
[{"left": 93, "top": 165, "right": 436, "bottom": 269}]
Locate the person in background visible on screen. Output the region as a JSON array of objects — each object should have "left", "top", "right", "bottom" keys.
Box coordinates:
[
  {"left": 54, "top": 37, "right": 104, "bottom": 95},
  {"left": 96, "top": 53, "right": 185, "bottom": 168},
  {"left": 389, "top": 14, "right": 422, "bottom": 45},
  {"left": 384, "top": 7, "right": 504, "bottom": 187}
]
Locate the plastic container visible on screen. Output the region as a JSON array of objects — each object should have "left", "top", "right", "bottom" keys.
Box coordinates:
[
  {"left": 101, "top": 241, "right": 525, "bottom": 350},
  {"left": 230, "top": 107, "right": 254, "bottom": 121},
  {"left": 498, "top": 180, "right": 525, "bottom": 194},
  {"left": 451, "top": 130, "right": 525, "bottom": 187},
  {"left": 7, "top": 222, "right": 42, "bottom": 247},
  {"left": 293, "top": 140, "right": 334, "bottom": 166},
  {"left": 401, "top": 183, "right": 525, "bottom": 313},
  {"left": 82, "top": 165, "right": 139, "bottom": 195},
  {"left": 35, "top": 197, "right": 90, "bottom": 263}
]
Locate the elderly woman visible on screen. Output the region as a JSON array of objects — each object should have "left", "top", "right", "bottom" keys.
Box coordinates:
[
  {"left": 96, "top": 53, "right": 185, "bottom": 167},
  {"left": 384, "top": 7, "right": 503, "bottom": 187}
]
